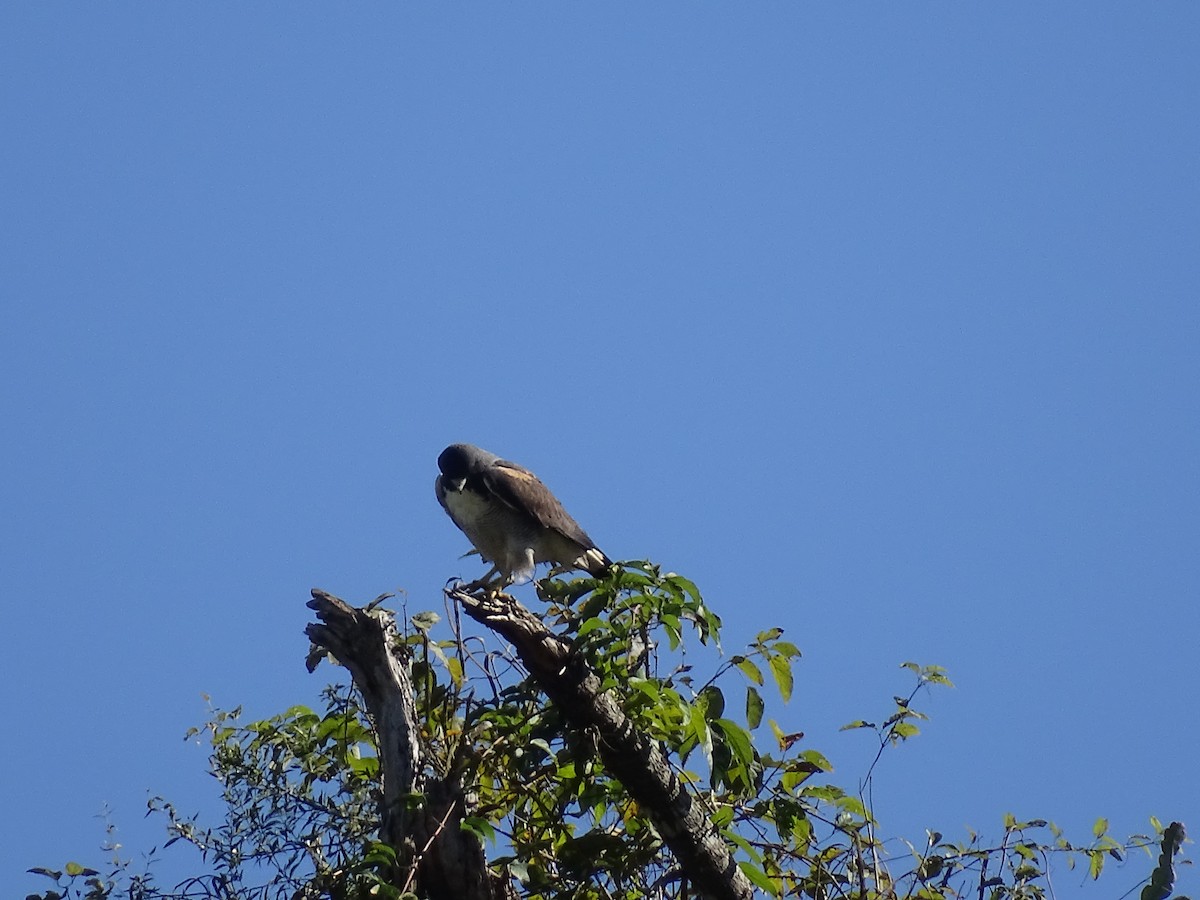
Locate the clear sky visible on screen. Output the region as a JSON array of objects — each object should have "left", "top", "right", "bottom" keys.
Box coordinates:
[{"left": 3, "top": 5, "right": 1197, "bottom": 898}]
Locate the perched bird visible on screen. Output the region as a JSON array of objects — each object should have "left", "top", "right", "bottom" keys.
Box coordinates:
[{"left": 435, "top": 443, "right": 612, "bottom": 587}]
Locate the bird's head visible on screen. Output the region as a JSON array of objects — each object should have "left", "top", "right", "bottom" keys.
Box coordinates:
[{"left": 437, "top": 443, "right": 493, "bottom": 491}]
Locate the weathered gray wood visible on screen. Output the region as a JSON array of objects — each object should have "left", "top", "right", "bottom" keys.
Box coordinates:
[
  {"left": 306, "top": 589, "right": 512, "bottom": 900},
  {"left": 451, "top": 587, "right": 755, "bottom": 900}
]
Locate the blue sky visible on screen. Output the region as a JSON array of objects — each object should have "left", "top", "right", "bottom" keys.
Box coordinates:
[{"left": 3, "top": 5, "right": 1197, "bottom": 897}]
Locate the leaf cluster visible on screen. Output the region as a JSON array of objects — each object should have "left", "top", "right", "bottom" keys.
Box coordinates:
[{"left": 27, "top": 564, "right": 1190, "bottom": 900}]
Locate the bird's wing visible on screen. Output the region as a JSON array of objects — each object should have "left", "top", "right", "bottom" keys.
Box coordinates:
[{"left": 484, "top": 459, "right": 598, "bottom": 550}]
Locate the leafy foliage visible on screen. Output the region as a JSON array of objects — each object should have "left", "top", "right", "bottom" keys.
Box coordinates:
[{"left": 27, "top": 563, "right": 1188, "bottom": 900}]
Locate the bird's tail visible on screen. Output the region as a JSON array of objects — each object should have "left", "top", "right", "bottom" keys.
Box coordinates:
[{"left": 579, "top": 547, "right": 613, "bottom": 577}]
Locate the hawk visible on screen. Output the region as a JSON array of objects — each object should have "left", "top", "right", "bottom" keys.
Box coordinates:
[{"left": 435, "top": 443, "right": 612, "bottom": 587}]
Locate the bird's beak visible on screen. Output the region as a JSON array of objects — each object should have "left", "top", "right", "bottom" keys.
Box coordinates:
[{"left": 446, "top": 477, "right": 466, "bottom": 492}]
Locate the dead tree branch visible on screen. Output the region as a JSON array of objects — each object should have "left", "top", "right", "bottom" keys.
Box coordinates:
[{"left": 305, "top": 589, "right": 512, "bottom": 900}]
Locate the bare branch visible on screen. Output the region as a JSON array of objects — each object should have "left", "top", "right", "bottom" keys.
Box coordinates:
[{"left": 306, "top": 589, "right": 514, "bottom": 900}]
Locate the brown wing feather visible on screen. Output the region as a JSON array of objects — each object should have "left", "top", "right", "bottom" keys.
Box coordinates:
[{"left": 484, "top": 460, "right": 600, "bottom": 551}]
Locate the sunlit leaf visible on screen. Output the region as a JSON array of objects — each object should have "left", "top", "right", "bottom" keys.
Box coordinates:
[
  {"left": 739, "top": 859, "right": 779, "bottom": 896},
  {"left": 575, "top": 616, "right": 608, "bottom": 638},
  {"left": 768, "top": 655, "right": 793, "bottom": 702},
  {"left": 734, "top": 656, "right": 764, "bottom": 686},
  {"left": 772, "top": 641, "right": 801, "bottom": 659},
  {"left": 840, "top": 719, "right": 874, "bottom": 731},
  {"left": 665, "top": 573, "right": 702, "bottom": 603},
  {"left": 781, "top": 768, "right": 813, "bottom": 792},
  {"left": 799, "top": 748, "right": 832, "bottom": 771},
  {"left": 446, "top": 655, "right": 464, "bottom": 688}
]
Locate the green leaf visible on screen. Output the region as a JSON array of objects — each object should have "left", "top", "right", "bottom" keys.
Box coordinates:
[
  {"left": 714, "top": 718, "right": 755, "bottom": 768},
  {"left": 445, "top": 655, "right": 464, "bottom": 688},
  {"left": 734, "top": 656, "right": 764, "bottom": 685},
  {"left": 63, "top": 863, "right": 97, "bottom": 877},
  {"left": 745, "top": 686, "right": 764, "bottom": 729},
  {"left": 410, "top": 610, "right": 440, "bottom": 632},
  {"left": 918, "top": 854, "right": 945, "bottom": 880},
  {"left": 800, "top": 748, "right": 833, "bottom": 771},
  {"left": 364, "top": 841, "right": 398, "bottom": 866},
  {"left": 756, "top": 627, "right": 784, "bottom": 644},
  {"left": 347, "top": 754, "right": 380, "bottom": 777},
  {"left": 460, "top": 816, "right": 496, "bottom": 842},
  {"left": 769, "top": 718, "right": 786, "bottom": 747},
  {"left": 840, "top": 719, "right": 874, "bottom": 731},
  {"left": 922, "top": 665, "right": 954, "bottom": 687},
  {"left": 727, "top": 829, "right": 762, "bottom": 863},
  {"left": 768, "top": 655, "right": 793, "bottom": 702},
  {"left": 575, "top": 616, "right": 608, "bottom": 638},
  {"left": 772, "top": 640, "right": 801, "bottom": 659},
  {"left": 1093, "top": 817, "right": 1109, "bottom": 837},
  {"left": 690, "top": 703, "right": 713, "bottom": 770},
  {"left": 665, "top": 573, "right": 702, "bottom": 603},
  {"left": 781, "top": 769, "right": 810, "bottom": 792},
  {"left": 739, "top": 860, "right": 779, "bottom": 896},
  {"left": 802, "top": 784, "right": 847, "bottom": 803},
  {"left": 833, "top": 793, "right": 868, "bottom": 820},
  {"left": 791, "top": 814, "right": 813, "bottom": 847},
  {"left": 697, "top": 605, "right": 723, "bottom": 643},
  {"left": 698, "top": 685, "right": 726, "bottom": 720},
  {"left": 628, "top": 677, "right": 661, "bottom": 703},
  {"left": 660, "top": 613, "right": 683, "bottom": 649},
  {"left": 1089, "top": 849, "right": 1104, "bottom": 880},
  {"left": 890, "top": 721, "right": 920, "bottom": 740}
]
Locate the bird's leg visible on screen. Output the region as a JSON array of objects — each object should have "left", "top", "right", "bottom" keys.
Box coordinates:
[
  {"left": 457, "top": 564, "right": 501, "bottom": 594},
  {"left": 543, "top": 563, "right": 571, "bottom": 580}
]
